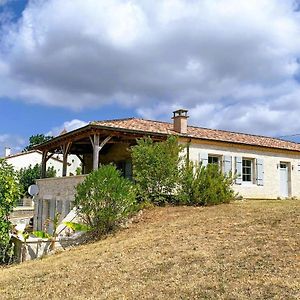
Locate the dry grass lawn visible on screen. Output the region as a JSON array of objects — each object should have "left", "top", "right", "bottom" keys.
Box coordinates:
[{"left": 0, "top": 200, "right": 299, "bottom": 299}]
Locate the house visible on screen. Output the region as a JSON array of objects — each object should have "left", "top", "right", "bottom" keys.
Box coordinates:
[
  {"left": 2, "top": 148, "right": 81, "bottom": 176},
  {"left": 33, "top": 109, "right": 300, "bottom": 232}
]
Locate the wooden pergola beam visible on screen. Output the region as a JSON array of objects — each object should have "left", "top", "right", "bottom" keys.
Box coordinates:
[
  {"left": 37, "top": 127, "right": 167, "bottom": 177},
  {"left": 36, "top": 126, "right": 167, "bottom": 153}
]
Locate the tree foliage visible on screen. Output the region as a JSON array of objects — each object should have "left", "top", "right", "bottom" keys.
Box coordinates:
[
  {"left": 74, "top": 165, "right": 137, "bottom": 235},
  {"left": 23, "top": 134, "right": 53, "bottom": 152},
  {"left": 178, "top": 161, "right": 235, "bottom": 206},
  {"left": 131, "top": 136, "right": 183, "bottom": 204},
  {"left": 19, "top": 163, "right": 56, "bottom": 196},
  {"left": 131, "top": 136, "right": 234, "bottom": 206},
  {"left": 0, "top": 159, "right": 22, "bottom": 263}
]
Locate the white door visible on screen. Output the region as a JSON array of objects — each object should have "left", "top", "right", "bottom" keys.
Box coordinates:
[{"left": 280, "top": 163, "right": 289, "bottom": 197}]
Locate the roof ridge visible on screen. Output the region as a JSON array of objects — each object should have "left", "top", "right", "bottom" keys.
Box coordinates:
[
  {"left": 2, "top": 149, "right": 40, "bottom": 159},
  {"left": 2, "top": 149, "right": 67, "bottom": 163},
  {"left": 93, "top": 117, "right": 172, "bottom": 125},
  {"left": 92, "top": 117, "right": 300, "bottom": 146},
  {"left": 187, "top": 124, "right": 300, "bottom": 146},
  {"left": 90, "top": 117, "right": 137, "bottom": 124}
]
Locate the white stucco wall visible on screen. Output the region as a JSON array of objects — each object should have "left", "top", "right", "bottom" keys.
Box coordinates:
[
  {"left": 5, "top": 151, "right": 81, "bottom": 177},
  {"left": 188, "top": 141, "right": 300, "bottom": 199},
  {"left": 51, "top": 154, "right": 81, "bottom": 176},
  {"left": 6, "top": 152, "right": 62, "bottom": 172}
]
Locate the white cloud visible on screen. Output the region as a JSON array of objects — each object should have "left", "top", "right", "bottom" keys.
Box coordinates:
[
  {"left": 1, "top": 0, "right": 300, "bottom": 136},
  {"left": 47, "top": 119, "right": 88, "bottom": 137},
  {"left": 0, "top": 133, "right": 25, "bottom": 156}
]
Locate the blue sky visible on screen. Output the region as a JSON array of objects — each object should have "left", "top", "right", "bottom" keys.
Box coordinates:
[{"left": 1, "top": 0, "right": 300, "bottom": 154}]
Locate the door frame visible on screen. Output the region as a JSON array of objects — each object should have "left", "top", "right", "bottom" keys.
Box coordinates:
[{"left": 279, "top": 162, "right": 291, "bottom": 198}]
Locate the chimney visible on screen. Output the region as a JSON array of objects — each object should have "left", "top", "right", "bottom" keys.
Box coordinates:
[
  {"left": 172, "top": 109, "right": 189, "bottom": 134},
  {"left": 5, "top": 147, "right": 11, "bottom": 157}
]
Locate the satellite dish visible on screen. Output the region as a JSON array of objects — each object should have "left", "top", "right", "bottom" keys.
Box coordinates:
[{"left": 28, "top": 184, "right": 39, "bottom": 197}]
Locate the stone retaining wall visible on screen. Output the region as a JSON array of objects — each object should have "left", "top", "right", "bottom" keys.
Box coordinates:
[{"left": 35, "top": 176, "right": 86, "bottom": 232}]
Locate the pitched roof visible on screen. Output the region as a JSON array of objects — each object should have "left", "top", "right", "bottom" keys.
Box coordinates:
[
  {"left": 91, "top": 118, "right": 300, "bottom": 152},
  {"left": 2, "top": 150, "right": 65, "bottom": 163}
]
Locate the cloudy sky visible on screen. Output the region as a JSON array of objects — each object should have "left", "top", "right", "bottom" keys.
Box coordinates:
[{"left": 1, "top": 0, "right": 300, "bottom": 154}]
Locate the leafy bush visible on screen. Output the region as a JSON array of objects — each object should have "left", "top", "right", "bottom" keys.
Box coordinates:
[
  {"left": 131, "top": 136, "right": 183, "bottom": 204},
  {"left": 0, "top": 159, "right": 21, "bottom": 264},
  {"left": 178, "top": 161, "right": 235, "bottom": 206},
  {"left": 176, "top": 160, "right": 201, "bottom": 205},
  {"left": 74, "top": 165, "right": 137, "bottom": 235},
  {"left": 19, "top": 163, "right": 56, "bottom": 196}
]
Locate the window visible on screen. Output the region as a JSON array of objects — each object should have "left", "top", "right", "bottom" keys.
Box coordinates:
[
  {"left": 242, "top": 159, "right": 253, "bottom": 182},
  {"left": 116, "top": 160, "right": 133, "bottom": 180},
  {"left": 208, "top": 155, "right": 219, "bottom": 165}
]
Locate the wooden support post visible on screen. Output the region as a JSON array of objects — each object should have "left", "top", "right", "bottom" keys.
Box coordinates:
[
  {"left": 41, "top": 152, "right": 55, "bottom": 178},
  {"left": 93, "top": 134, "right": 100, "bottom": 171},
  {"left": 75, "top": 154, "right": 85, "bottom": 174},
  {"left": 61, "top": 142, "right": 72, "bottom": 177},
  {"left": 89, "top": 135, "right": 112, "bottom": 170},
  {"left": 41, "top": 150, "right": 48, "bottom": 178}
]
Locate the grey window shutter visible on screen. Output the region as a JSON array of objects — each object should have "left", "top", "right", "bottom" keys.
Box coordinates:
[
  {"left": 256, "top": 159, "right": 264, "bottom": 186},
  {"left": 223, "top": 156, "right": 232, "bottom": 175},
  {"left": 125, "top": 161, "right": 132, "bottom": 180},
  {"left": 198, "top": 152, "right": 208, "bottom": 167},
  {"left": 235, "top": 157, "right": 242, "bottom": 185}
]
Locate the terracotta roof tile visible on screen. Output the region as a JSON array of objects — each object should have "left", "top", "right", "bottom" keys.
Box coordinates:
[{"left": 91, "top": 118, "right": 300, "bottom": 152}]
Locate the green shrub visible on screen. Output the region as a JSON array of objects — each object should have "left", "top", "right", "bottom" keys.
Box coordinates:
[
  {"left": 177, "top": 160, "right": 201, "bottom": 205},
  {"left": 131, "top": 136, "right": 183, "bottom": 205},
  {"left": 178, "top": 161, "right": 235, "bottom": 206},
  {"left": 0, "top": 159, "right": 22, "bottom": 264},
  {"left": 74, "top": 165, "right": 137, "bottom": 235}
]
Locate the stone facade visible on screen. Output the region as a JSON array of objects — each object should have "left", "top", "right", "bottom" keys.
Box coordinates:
[{"left": 34, "top": 176, "right": 86, "bottom": 232}]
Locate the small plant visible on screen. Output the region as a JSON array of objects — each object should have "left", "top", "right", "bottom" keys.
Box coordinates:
[
  {"left": 178, "top": 161, "right": 235, "bottom": 206},
  {"left": 32, "top": 212, "right": 61, "bottom": 250},
  {"left": 63, "top": 222, "right": 91, "bottom": 232},
  {"left": 32, "top": 231, "right": 51, "bottom": 239},
  {"left": 74, "top": 165, "right": 137, "bottom": 235},
  {"left": 75, "top": 167, "right": 82, "bottom": 176}
]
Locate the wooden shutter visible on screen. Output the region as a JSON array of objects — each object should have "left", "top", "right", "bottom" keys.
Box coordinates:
[
  {"left": 256, "top": 159, "right": 264, "bottom": 186},
  {"left": 223, "top": 156, "right": 232, "bottom": 175},
  {"left": 198, "top": 152, "right": 208, "bottom": 167},
  {"left": 235, "top": 157, "right": 242, "bottom": 185},
  {"left": 125, "top": 161, "right": 132, "bottom": 180}
]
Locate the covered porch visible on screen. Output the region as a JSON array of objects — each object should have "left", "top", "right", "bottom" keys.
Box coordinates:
[
  {"left": 39, "top": 124, "right": 166, "bottom": 178},
  {"left": 34, "top": 124, "right": 166, "bottom": 231}
]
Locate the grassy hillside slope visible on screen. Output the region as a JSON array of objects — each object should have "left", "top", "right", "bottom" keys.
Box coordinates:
[{"left": 1, "top": 200, "right": 299, "bottom": 299}]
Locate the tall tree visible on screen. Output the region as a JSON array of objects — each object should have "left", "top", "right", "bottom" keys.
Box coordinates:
[
  {"left": 23, "top": 134, "right": 53, "bottom": 152},
  {"left": 0, "top": 159, "right": 21, "bottom": 263}
]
